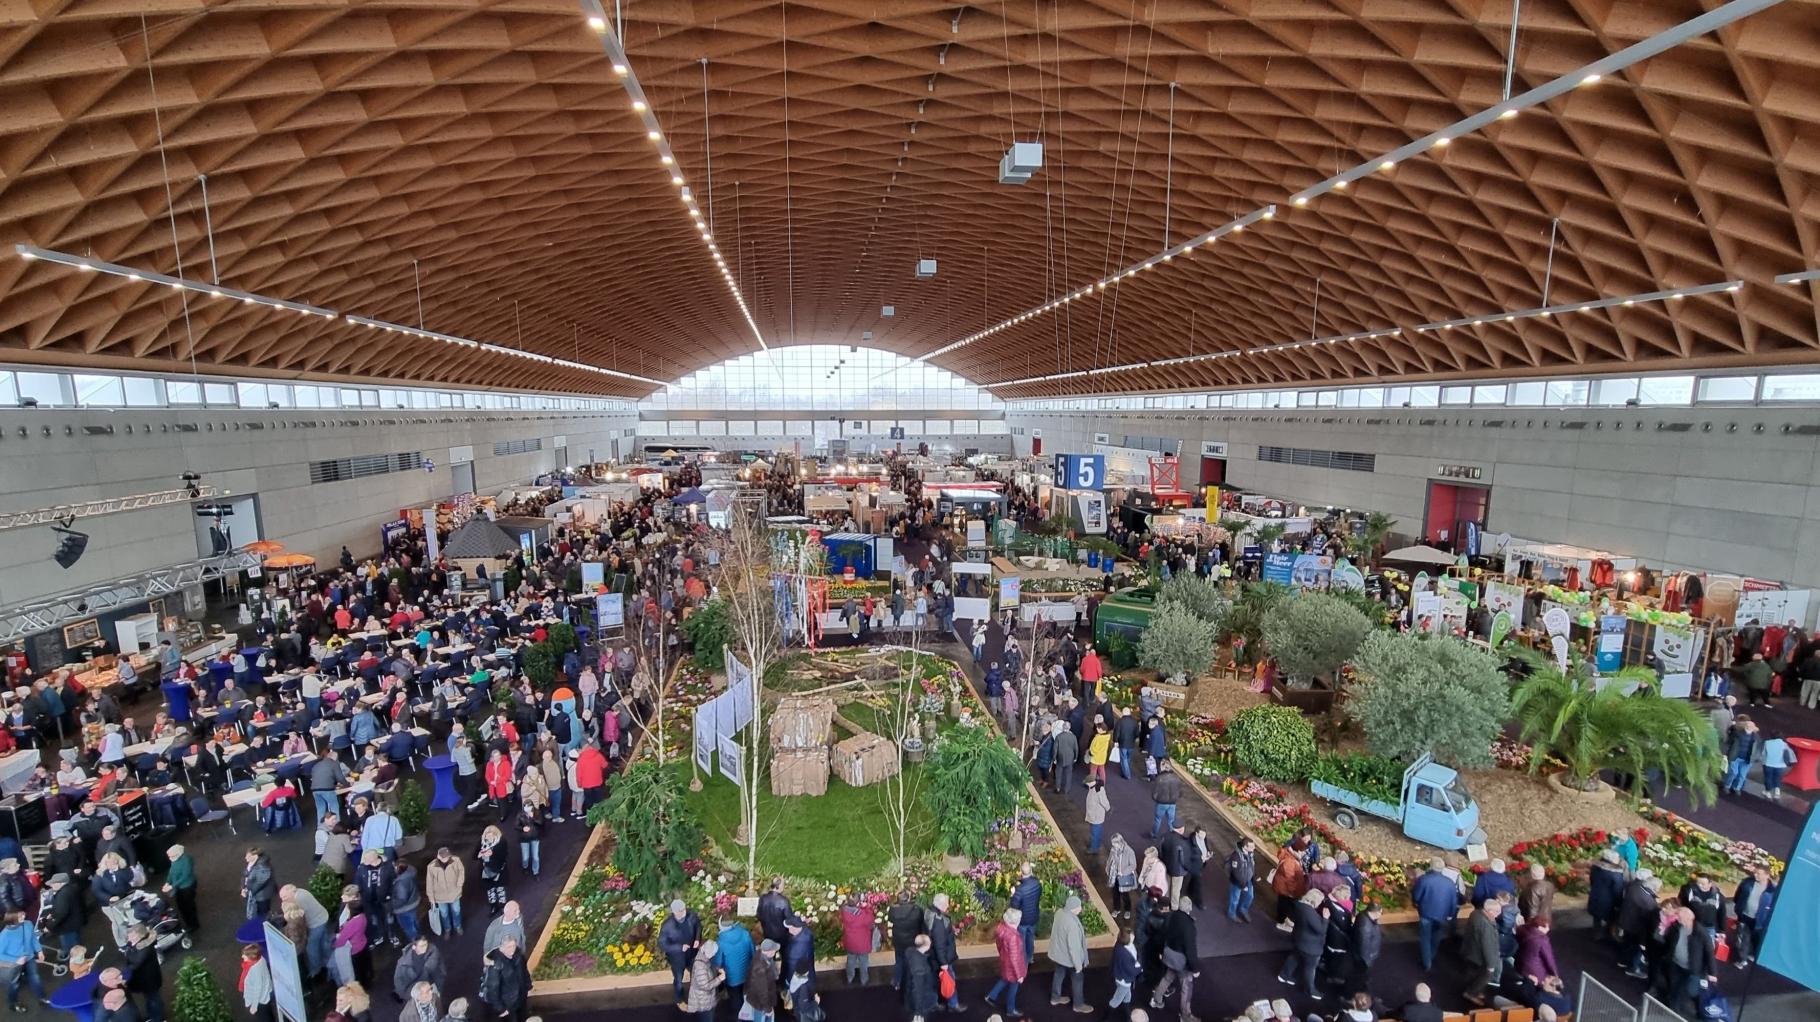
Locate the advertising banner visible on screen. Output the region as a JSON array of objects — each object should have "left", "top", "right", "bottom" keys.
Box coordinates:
[
  {"left": 1757, "top": 804, "right": 1820, "bottom": 992},
  {"left": 1413, "top": 592, "right": 1442, "bottom": 633},
  {"left": 1596, "top": 615, "right": 1627, "bottom": 673},
  {"left": 1290, "top": 554, "right": 1333, "bottom": 589},
  {"left": 581, "top": 562, "right": 605, "bottom": 588},
  {"left": 1331, "top": 560, "right": 1366, "bottom": 592},
  {"left": 424, "top": 509, "right": 440, "bottom": 562},
  {"left": 1262, "top": 552, "right": 1296, "bottom": 585},
  {"left": 381, "top": 519, "right": 408, "bottom": 547},
  {"left": 1482, "top": 580, "right": 1526, "bottom": 624},
  {"left": 264, "top": 923, "right": 307, "bottom": 1022},
  {"left": 1489, "top": 611, "right": 1513, "bottom": 648},
  {"left": 998, "top": 576, "right": 1021, "bottom": 608}
]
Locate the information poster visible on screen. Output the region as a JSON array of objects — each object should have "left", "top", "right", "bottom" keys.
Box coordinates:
[
  {"left": 693, "top": 705, "right": 716, "bottom": 773},
  {"left": 595, "top": 593, "right": 625, "bottom": 631},
  {"left": 1290, "top": 554, "right": 1333, "bottom": 589},
  {"left": 718, "top": 736, "right": 744, "bottom": 786},
  {"left": 998, "top": 576, "right": 1021, "bottom": 608},
  {"left": 582, "top": 562, "right": 605, "bottom": 588},
  {"left": 1413, "top": 592, "right": 1442, "bottom": 633}
]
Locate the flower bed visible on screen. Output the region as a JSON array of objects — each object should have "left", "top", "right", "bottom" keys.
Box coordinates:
[
  {"left": 1217, "top": 776, "right": 1424, "bottom": 908},
  {"left": 1494, "top": 804, "right": 1785, "bottom": 900},
  {"left": 534, "top": 649, "right": 1107, "bottom": 984}
]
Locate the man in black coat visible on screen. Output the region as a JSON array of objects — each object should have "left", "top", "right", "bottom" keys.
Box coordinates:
[
  {"left": 121, "top": 926, "right": 165, "bottom": 1022},
  {"left": 1618, "top": 873, "right": 1664, "bottom": 978},
  {"left": 1652, "top": 907, "right": 1717, "bottom": 1015},
  {"left": 926, "top": 894, "right": 963, "bottom": 1012},
  {"left": 1400, "top": 983, "right": 1444, "bottom": 1022},
  {"left": 1160, "top": 824, "right": 1193, "bottom": 909},
  {"left": 886, "top": 890, "right": 924, "bottom": 991},
  {"left": 1348, "top": 903, "right": 1383, "bottom": 997},
  {"left": 902, "top": 934, "right": 940, "bottom": 1021},
  {"left": 42, "top": 873, "right": 83, "bottom": 955},
  {"left": 481, "top": 935, "right": 533, "bottom": 1022},
  {"left": 1275, "top": 890, "right": 1328, "bottom": 998},
  {"left": 757, "top": 878, "right": 793, "bottom": 944}
]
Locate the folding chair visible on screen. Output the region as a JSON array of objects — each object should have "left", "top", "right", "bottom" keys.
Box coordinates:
[
  {"left": 1505, "top": 1008, "right": 1536, "bottom": 1022},
  {"left": 189, "top": 796, "right": 232, "bottom": 836}
]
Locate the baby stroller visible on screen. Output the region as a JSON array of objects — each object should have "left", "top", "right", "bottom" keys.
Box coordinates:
[{"left": 122, "top": 889, "right": 194, "bottom": 960}]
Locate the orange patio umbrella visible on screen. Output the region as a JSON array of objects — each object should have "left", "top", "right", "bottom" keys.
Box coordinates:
[
  {"left": 263, "top": 553, "right": 317, "bottom": 569},
  {"left": 242, "top": 540, "right": 286, "bottom": 554}
]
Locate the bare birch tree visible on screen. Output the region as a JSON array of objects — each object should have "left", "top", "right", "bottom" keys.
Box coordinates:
[
  {"left": 718, "top": 500, "right": 784, "bottom": 886},
  {"left": 874, "top": 633, "right": 930, "bottom": 877}
]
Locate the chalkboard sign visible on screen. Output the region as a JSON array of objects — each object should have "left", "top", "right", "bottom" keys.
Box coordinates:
[{"left": 26, "top": 629, "right": 67, "bottom": 673}]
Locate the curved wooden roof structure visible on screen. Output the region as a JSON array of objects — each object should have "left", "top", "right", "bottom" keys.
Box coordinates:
[{"left": 1, "top": 0, "right": 1816, "bottom": 398}]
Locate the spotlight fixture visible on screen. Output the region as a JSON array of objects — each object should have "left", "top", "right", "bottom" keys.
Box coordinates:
[
  {"left": 52, "top": 520, "right": 89, "bottom": 569},
  {"left": 181, "top": 471, "right": 203, "bottom": 498}
]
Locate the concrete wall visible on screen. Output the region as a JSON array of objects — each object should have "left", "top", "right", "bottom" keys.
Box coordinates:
[
  {"left": 1007, "top": 403, "right": 1820, "bottom": 592},
  {"left": 0, "top": 405, "right": 637, "bottom": 606}
]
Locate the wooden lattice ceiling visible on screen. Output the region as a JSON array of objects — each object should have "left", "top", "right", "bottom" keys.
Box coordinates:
[{"left": 1, "top": 0, "right": 1817, "bottom": 399}]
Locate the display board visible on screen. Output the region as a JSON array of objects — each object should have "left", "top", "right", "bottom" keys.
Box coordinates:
[
  {"left": 1736, "top": 588, "right": 1811, "bottom": 628},
  {"left": 264, "top": 922, "right": 307, "bottom": 1022},
  {"left": 952, "top": 596, "right": 992, "bottom": 621}
]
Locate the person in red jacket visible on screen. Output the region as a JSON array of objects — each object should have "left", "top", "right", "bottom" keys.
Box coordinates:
[
  {"left": 484, "top": 748, "right": 516, "bottom": 821},
  {"left": 575, "top": 740, "right": 608, "bottom": 813},
  {"left": 985, "top": 908, "right": 1028, "bottom": 1017},
  {"left": 1079, "top": 646, "right": 1104, "bottom": 700},
  {"left": 839, "top": 894, "right": 877, "bottom": 986}
]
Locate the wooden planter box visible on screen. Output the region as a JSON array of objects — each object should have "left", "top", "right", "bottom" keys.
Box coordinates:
[{"left": 1268, "top": 679, "right": 1337, "bottom": 714}]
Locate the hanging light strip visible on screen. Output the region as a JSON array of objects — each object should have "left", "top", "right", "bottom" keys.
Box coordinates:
[
  {"left": 986, "top": 278, "right": 1747, "bottom": 388},
  {"left": 579, "top": 1, "right": 766, "bottom": 352},
  {"left": 933, "top": 0, "right": 1784, "bottom": 363},
  {"left": 925, "top": 206, "right": 1276, "bottom": 359},
  {"left": 1774, "top": 269, "right": 1820, "bottom": 286},
  {"left": 15, "top": 244, "right": 668, "bottom": 388}
]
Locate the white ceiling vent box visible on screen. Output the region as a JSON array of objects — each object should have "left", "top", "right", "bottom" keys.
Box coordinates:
[
  {"left": 916, "top": 258, "right": 937, "bottom": 278},
  {"left": 881, "top": 305, "right": 896, "bottom": 317},
  {"left": 998, "top": 142, "right": 1044, "bottom": 184}
]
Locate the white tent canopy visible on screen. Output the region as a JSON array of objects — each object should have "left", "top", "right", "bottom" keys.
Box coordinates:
[{"left": 1381, "top": 544, "right": 1461, "bottom": 567}]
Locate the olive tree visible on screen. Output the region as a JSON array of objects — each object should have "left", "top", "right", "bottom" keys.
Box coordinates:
[
  {"left": 1345, "top": 631, "right": 1508, "bottom": 767},
  {"left": 1138, "top": 605, "right": 1218, "bottom": 683},
  {"left": 1260, "top": 591, "right": 1373, "bottom": 688}
]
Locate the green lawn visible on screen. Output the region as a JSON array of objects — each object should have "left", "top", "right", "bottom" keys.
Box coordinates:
[{"left": 668, "top": 754, "right": 939, "bottom": 882}]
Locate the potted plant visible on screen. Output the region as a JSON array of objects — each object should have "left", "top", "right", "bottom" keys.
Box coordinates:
[
  {"left": 171, "top": 956, "right": 233, "bottom": 1022},
  {"left": 834, "top": 540, "right": 869, "bottom": 582},
  {"left": 926, "top": 724, "right": 1026, "bottom": 869},
  {"left": 395, "top": 779, "right": 431, "bottom": 855}
]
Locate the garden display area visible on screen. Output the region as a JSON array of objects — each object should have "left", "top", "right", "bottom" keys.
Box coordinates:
[
  {"left": 530, "top": 647, "right": 1110, "bottom": 989},
  {"left": 1104, "top": 573, "right": 1785, "bottom": 914}
]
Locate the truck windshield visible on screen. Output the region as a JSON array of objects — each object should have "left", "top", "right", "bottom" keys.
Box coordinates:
[{"left": 1443, "top": 777, "right": 1475, "bottom": 812}]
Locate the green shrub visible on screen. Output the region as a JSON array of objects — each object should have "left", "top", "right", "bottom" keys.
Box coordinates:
[
  {"left": 595, "top": 760, "right": 704, "bottom": 899},
  {"left": 523, "top": 641, "right": 559, "bottom": 689},
  {"left": 1261, "top": 592, "right": 1373, "bottom": 687},
  {"left": 306, "top": 864, "right": 346, "bottom": 920},
  {"left": 171, "top": 956, "right": 233, "bottom": 1022},
  {"left": 924, "top": 725, "right": 1027, "bottom": 858},
  {"left": 1345, "top": 631, "right": 1508, "bottom": 767},
  {"left": 1137, "top": 605, "right": 1218, "bottom": 682},
  {"left": 1309, "top": 753, "right": 1405, "bottom": 805},
  {"left": 546, "top": 620, "right": 579, "bottom": 655},
  {"left": 1227, "top": 704, "right": 1317, "bottom": 783},
  {"left": 396, "top": 779, "right": 430, "bottom": 837},
  {"left": 682, "top": 599, "right": 735, "bottom": 671},
  {"left": 1102, "top": 633, "right": 1138, "bottom": 670}
]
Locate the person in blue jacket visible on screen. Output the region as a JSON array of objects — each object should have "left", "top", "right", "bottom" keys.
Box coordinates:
[
  {"left": 783, "top": 915, "right": 817, "bottom": 1001},
  {"left": 1108, "top": 926, "right": 1141, "bottom": 1017},
  {"left": 1143, "top": 711, "right": 1169, "bottom": 776},
  {"left": 1410, "top": 857, "right": 1463, "bottom": 972},
  {"left": 1471, "top": 859, "right": 1518, "bottom": 908},
  {"left": 1008, "top": 862, "right": 1042, "bottom": 964},
  {"left": 714, "top": 915, "right": 755, "bottom": 1008}
]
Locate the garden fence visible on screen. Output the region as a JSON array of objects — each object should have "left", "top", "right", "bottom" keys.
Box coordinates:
[
  {"left": 1640, "top": 993, "right": 1692, "bottom": 1022},
  {"left": 1577, "top": 974, "right": 1640, "bottom": 1022}
]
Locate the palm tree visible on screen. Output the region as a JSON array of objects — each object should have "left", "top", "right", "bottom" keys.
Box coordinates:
[
  {"left": 1507, "top": 647, "right": 1723, "bottom": 807},
  {"left": 1251, "top": 522, "right": 1287, "bottom": 552},
  {"left": 1358, "top": 512, "right": 1396, "bottom": 566}
]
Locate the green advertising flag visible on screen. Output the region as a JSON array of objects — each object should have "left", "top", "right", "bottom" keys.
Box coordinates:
[{"left": 1490, "top": 610, "right": 1512, "bottom": 647}]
